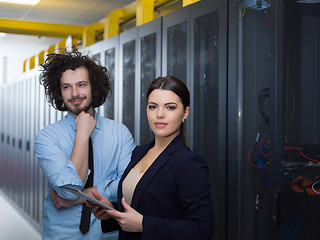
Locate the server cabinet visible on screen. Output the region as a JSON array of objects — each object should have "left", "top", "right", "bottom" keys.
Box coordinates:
[
  {"left": 279, "top": 1, "right": 320, "bottom": 240},
  {"left": 29, "top": 76, "right": 35, "bottom": 221},
  {"left": 7, "top": 85, "right": 13, "bottom": 198},
  {"left": 12, "top": 81, "right": 19, "bottom": 205},
  {"left": 191, "top": 1, "right": 228, "bottom": 240},
  {"left": 228, "top": 0, "right": 284, "bottom": 239},
  {"left": 162, "top": 5, "right": 191, "bottom": 86},
  {"left": 38, "top": 73, "right": 46, "bottom": 230},
  {"left": 0, "top": 87, "right": 3, "bottom": 190},
  {"left": 137, "top": 18, "right": 162, "bottom": 145},
  {"left": 119, "top": 27, "right": 138, "bottom": 140},
  {"left": 103, "top": 35, "right": 120, "bottom": 121}
]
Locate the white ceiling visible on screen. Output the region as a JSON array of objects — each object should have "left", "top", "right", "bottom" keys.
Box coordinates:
[
  {"left": 0, "top": 0, "right": 134, "bottom": 25},
  {"left": 0, "top": 0, "right": 136, "bottom": 54},
  {"left": 0, "top": 0, "right": 135, "bottom": 84}
]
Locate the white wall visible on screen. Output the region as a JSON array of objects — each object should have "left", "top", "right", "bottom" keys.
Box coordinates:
[{"left": 0, "top": 33, "right": 62, "bottom": 86}]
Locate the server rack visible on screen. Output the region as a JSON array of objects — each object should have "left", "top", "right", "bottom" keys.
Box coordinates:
[
  {"left": 103, "top": 35, "right": 120, "bottom": 121},
  {"left": 119, "top": 27, "right": 138, "bottom": 141},
  {"left": 279, "top": 1, "right": 320, "bottom": 240},
  {"left": 137, "top": 17, "right": 162, "bottom": 145}
]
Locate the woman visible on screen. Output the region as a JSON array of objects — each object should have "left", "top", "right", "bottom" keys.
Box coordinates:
[{"left": 88, "top": 76, "right": 214, "bottom": 239}]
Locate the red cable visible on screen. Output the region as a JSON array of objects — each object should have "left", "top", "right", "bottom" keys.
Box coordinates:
[
  {"left": 298, "top": 149, "right": 320, "bottom": 163},
  {"left": 247, "top": 148, "right": 267, "bottom": 168},
  {"left": 266, "top": 0, "right": 271, "bottom": 27},
  {"left": 283, "top": 146, "right": 320, "bottom": 163}
]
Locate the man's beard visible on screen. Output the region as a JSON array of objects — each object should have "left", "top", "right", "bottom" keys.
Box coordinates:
[{"left": 65, "top": 96, "right": 92, "bottom": 116}]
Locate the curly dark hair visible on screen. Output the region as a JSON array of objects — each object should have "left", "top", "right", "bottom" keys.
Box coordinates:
[{"left": 39, "top": 48, "right": 111, "bottom": 111}]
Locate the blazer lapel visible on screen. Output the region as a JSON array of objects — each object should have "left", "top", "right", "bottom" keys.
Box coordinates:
[{"left": 130, "top": 135, "right": 185, "bottom": 210}]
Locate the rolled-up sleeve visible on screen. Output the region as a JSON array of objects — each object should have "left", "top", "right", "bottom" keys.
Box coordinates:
[{"left": 35, "top": 128, "right": 85, "bottom": 199}]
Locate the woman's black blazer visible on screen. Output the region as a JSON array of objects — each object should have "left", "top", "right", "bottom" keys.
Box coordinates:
[{"left": 101, "top": 134, "right": 214, "bottom": 240}]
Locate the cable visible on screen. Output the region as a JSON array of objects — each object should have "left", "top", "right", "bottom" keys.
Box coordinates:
[
  {"left": 311, "top": 181, "right": 320, "bottom": 194},
  {"left": 283, "top": 146, "right": 320, "bottom": 163},
  {"left": 258, "top": 88, "right": 270, "bottom": 126},
  {"left": 239, "top": 2, "right": 246, "bottom": 18},
  {"left": 266, "top": 0, "right": 271, "bottom": 27}
]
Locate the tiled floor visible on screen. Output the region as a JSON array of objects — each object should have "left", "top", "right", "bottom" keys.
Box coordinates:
[{"left": 0, "top": 192, "right": 41, "bottom": 240}]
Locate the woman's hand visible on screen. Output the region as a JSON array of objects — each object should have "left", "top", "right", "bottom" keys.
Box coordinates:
[
  {"left": 107, "top": 197, "right": 143, "bottom": 232},
  {"left": 86, "top": 190, "right": 113, "bottom": 220}
]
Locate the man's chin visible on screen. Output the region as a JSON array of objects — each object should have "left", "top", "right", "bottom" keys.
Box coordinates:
[{"left": 67, "top": 105, "right": 92, "bottom": 116}]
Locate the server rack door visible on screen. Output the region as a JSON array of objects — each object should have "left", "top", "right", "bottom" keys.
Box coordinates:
[
  {"left": 17, "top": 81, "right": 23, "bottom": 208},
  {"left": 0, "top": 87, "right": 5, "bottom": 192},
  {"left": 13, "top": 81, "right": 19, "bottom": 204},
  {"left": 25, "top": 77, "right": 31, "bottom": 216},
  {"left": 103, "top": 35, "right": 119, "bottom": 121},
  {"left": 34, "top": 76, "right": 41, "bottom": 225},
  {"left": 21, "top": 79, "right": 27, "bottom": 212},
  {"left": 38, "top": 76, "right": 46, "bottom": 225},
  {"left": 3, "top": 86, "right": 8, "bottom": 195},
  {"left": 119, "top": 27, "right": 138, "bottom": 141},
  {"left": 138, "top": 17, "right": 162, "bottom": 145},
  {"left": 0, "top": 87, "right": 2, "bottom": 190},
  {"left": 280, "top": 2, "right": 320, "bottom": 240},
  {"left": 228, "top": 1, "right": 276, "bottom": 239},
  {"left": 191, "top": 1, "right": 228, "bottom": 240},
  {"left": 8, "top": 84, "right": 13, "bottom": 199},
  {"left": 162, "top": 5, "right": 191, "bottom": 85},
  {"left": 30, "top": 75, "right": 36, "bottom": 221}
]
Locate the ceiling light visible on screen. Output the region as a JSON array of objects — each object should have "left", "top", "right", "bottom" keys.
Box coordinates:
[{"left": 0, "top": 0, "right": 41, "bottom": 5}]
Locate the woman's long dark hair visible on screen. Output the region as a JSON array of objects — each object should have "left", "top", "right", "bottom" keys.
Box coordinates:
[{"left": 146, "top": 76, "right": 190, "bottom": 145}]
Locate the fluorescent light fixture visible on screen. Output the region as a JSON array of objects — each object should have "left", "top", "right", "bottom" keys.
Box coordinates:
[{"left": 0, "top": 0, "right": 41, "bottom": 5}]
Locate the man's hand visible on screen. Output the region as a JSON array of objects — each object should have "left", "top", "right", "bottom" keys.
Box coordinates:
[
  {"left": 71, "top": 111, "right": 97, "bottom": 181},
  {"left": 86, "top": 190, "right": 113, "bottom": 220},
  {"left": 75, "top": 111, "right": 96, "bottom": 138},
  {"left": 50, "top": 191, "right": 84, "bottom": 209}
]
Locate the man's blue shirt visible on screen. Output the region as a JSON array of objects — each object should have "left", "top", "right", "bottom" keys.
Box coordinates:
[{"left": 35, "top": 111, "right": 135, "bottom": 239}]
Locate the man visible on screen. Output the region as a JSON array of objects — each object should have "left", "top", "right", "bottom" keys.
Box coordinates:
[{"left": 35, "top": 48, "right": 135, "bottom": 239}]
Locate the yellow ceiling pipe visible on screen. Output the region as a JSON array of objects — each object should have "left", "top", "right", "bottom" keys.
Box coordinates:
[
  {"left": 29, "top": 55, "right": 36, "bottom": 70},
  {"left": 47, "top": 44, "right": 56, "bottom": 55},
  {"left": 56, "top": 39, "right": 68, "bottom": 53},
  {"left": 104, "top": 9, "right": 125, "bottom": 39},
  {"left": 182, "top": 0, "right": 200, "bottom": 7},
  {"left": 136, "top": 0, "right": 155, "bottom": 26},
  {"left": 23, "top": 59, "right": 28, "bottom": 73},
  {"left": 38, "top": 50, "right": 46, "bottom": 66},
  {"left": 103, "top": 0, "right": 174, "bottom": 39},
  {"left": 82, "top": 22, "right": 104, "bottom": 48},
  {"left": 0, "top": 18, "right": 85, "bottom": 38}
]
